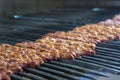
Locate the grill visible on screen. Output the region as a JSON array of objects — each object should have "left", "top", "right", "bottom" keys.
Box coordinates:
[{"left": 0, "top": 8, "right": 120, "bottom": 80}]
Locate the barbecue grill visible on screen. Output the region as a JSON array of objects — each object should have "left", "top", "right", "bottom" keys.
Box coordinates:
[{"left": 0, "top": 8, "right": 120, "bottom": 80}]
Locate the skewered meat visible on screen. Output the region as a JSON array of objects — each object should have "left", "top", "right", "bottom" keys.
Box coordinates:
[
  {"left": 40, "top": 37, "right": 96, "bottom": 55},
  {"left": 0, "top": 67, "right": 10, "bottom": 80},
  {"left": 0, "top": 45, "right": 44, "bottom": 80},
  {"left": 99, "top": 19, "right": 120, "bottom": 27},
  {"left": 43, "top": 24, "right": 119, "bottom": 44},
  {"left": 16, "top": 41, "right": 60, "bottom": 61},
  {"left": 113, "top": 14, "right": 120, "bottom": 21},
  {"left": 0, "top": 14, "right": 120, "bottom": 80}
]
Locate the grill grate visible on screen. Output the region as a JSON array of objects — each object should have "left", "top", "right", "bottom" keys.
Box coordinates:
[
  {"left": 9, "top": 42, "right": 120, "bottom": 80},
  {"left": 0, "top": 8, "right": 120, "bottom": 80},
  {"left": 6, "top": 40, "right": 120, "bottom": 80}
]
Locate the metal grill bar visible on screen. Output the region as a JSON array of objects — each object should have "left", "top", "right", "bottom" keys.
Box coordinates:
[
  {"left": 48, "top": 61, "right": 108, "bottom": 77},
  {"left": 61, "top": 59, "right": 120, "bottom": 74},
  {"left": 0, "top": 40, "right": 16, "bottom": 44},
  {"left": 37, "top": 67, "right": 75, "bottom": 80},
  {"left": 77, "top": 58, "right": 120, "bottom": 70},
  {"left": 97, "top": 43, "right": 120, "bottom": 50},
  {"left": 37, "top": 67, "right": 80, "bottom": 80},
  {"left": 24, "top": 68, "right": 76, "bottom": 80},
  {"left": 38, "top": 64, "right": 97, "bottom": 80},
  {"left": 96, "top": 49, "right": 120, "bottom": 57},
  {"left": 99, "top": 42, "right": 120, "bottom": 46},
  {"left": 99, "top": 43, "right": 120, "bottom": 49},
  {"left": 96, "top": 47, "right": 120, "bottom": 53},
  {"left": 4, "top": 37, "right": 30, "bottom": 42},
  {"left": 107, "top": 41, "right": 120, "bottom": 44},
  {"left": 10, "top": 75, "right": 30, "bottom": 80},
  {"left": 0, "top": 20, "right": 74, "bottom": 30},
  {"left": 3, "top": 33, "right": 42, "bottom": 43},
  {"left": 17, "top": 72, "right": 47, "bottom": 80},
  {"left": 83, "top": 56, "right": 119, "bottom": 66},
  {"left": 2, "top": 24, "right": 74, "bottom": 43},
  {"left": 92, "top": 54, "right": 120, "bottom": 62}
]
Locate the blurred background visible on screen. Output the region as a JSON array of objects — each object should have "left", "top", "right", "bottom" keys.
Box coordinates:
[{"left": 0, "top": 0, "right": 120, "bottom": 18}]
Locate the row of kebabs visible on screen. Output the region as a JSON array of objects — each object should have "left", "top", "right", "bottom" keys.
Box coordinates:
[{"left": 0, "top": 14, "right": 120, "bottom": 80}]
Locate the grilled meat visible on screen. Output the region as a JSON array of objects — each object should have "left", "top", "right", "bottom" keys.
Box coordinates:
[{"left": 0, "top": 14, "right": 120, "bottom": 80}]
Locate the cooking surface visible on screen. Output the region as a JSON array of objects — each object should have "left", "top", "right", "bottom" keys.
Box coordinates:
[
  {"left": 9, "top": 41, "right": 120, "bottom": 80},
  {"left": 0, "top": 8, "right": 120, "bottom": 80}
]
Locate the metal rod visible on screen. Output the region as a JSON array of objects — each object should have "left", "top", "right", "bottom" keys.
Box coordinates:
[
  {"left": 43, "top": 62, "right": 108, "bottom": 77},
  {"left": 24, "top": 68, "right": 74, "bottom": 80},
  {"left": 83, "top": 56, "right": 120, "bottom": 66},
  {"left": 77, "top": 58, "right": 120, "bottom": 70},
  {"left": 18, "top": 72, "right": 47, "bottom": 80},
  {"left": 38, "top": 66, "right": 97, "bottom": 80}
]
